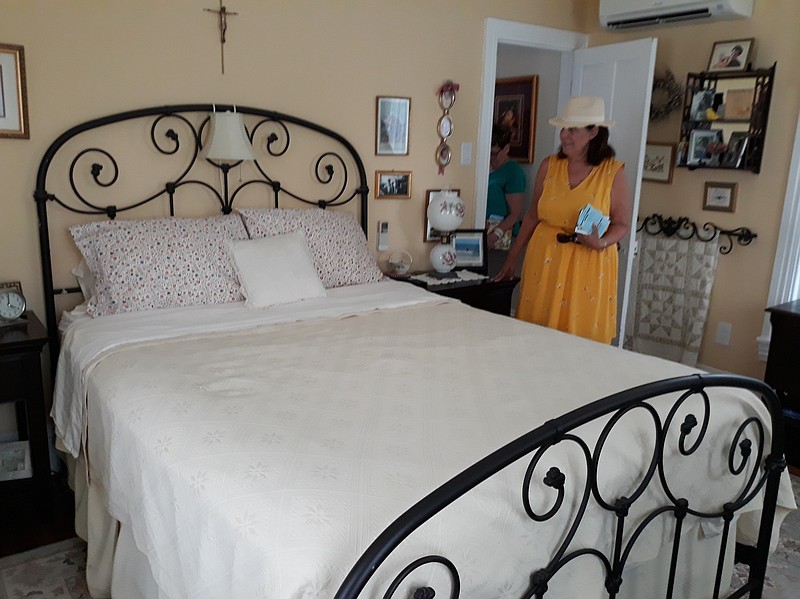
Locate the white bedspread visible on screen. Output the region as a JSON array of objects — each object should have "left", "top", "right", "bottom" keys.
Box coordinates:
[{"left": 53, "top": 281, "right": 795, "bottom": 598}]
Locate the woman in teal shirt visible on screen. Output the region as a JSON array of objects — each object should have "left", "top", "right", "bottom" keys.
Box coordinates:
[{"left": 487, "top": 125, "right": 526, "bottom": 249}]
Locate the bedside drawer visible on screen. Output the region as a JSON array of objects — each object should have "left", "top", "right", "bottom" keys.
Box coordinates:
[{"left": 0, "top": 356, "right": 26, "bottom": 403}]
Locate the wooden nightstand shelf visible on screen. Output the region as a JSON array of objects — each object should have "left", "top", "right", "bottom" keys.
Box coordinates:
[
  {"left": 764, "top": 299, "right": 800, "bottom": 468},
  {"left": 0, "top": 311, "right": 50, "bottom": 496},
  {"left": 401, "top": 272, "right": 520, "bottom": 316}
]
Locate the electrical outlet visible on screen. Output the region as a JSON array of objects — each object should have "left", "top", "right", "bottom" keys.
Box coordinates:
[{"left": 715, "top": 322, "right": 732, "bottom": 346}]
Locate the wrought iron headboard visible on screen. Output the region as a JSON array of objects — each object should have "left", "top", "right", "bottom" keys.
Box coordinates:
[
  {"left": 33, "top": 104, "right": 370, "bottom": 366},
  {"left": 637, "top": 213, "right": 757, "bottom": 254}
]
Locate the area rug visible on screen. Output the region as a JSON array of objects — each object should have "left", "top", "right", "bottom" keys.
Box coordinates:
[
  {"left": 1, "top": 476, "right": 798, "bottom": 598},
  {"left": 0, "top": 537, "right": 88, "bottom": 598}
]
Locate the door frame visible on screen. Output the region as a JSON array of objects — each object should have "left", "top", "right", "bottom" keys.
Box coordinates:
[{"left": 475, "top": 18, "right": 589, "bottom": 229}]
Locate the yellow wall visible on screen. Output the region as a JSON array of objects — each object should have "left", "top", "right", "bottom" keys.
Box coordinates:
[
  {"left": 1, "top": 1, "right": 797, "bottom": 379},
  {"left": 584, "top": 0, "right": 800, "bottom": 376},
  {"left": 0, "top": 0, "right": 582, "bottom": 324}
]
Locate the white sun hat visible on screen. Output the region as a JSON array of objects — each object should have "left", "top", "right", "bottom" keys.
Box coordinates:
[{"left": 548, "top": 96, "right": 615, "bottom": 128}]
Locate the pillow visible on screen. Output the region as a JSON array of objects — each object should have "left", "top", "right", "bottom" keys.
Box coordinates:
[
  {"left": 71, "top": 215, "right": 249, "bottom": 316},
  {"left": 228, "top": 231, "right": 326, "bottom": 309},
  {"left": 237, "top": 208, "right": 384, "bottom": 288},
  {"left": 70, "top": 259, "right": 97, "bottom": 301}
]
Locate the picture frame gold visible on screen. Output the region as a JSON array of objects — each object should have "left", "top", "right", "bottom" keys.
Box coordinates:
[
  {"left": 703, "top": 181, "right": 737, "bottom": 213},
  {"left": 375, "top": 170, "right": 411, "bottom": 199},
  {"left": 0, "top": 43, "right": 29, "bottom": 139}
]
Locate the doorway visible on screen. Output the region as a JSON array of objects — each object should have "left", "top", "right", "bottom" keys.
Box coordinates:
[{"left": 477, "top": 18, "right": 656, "bottom": 346}]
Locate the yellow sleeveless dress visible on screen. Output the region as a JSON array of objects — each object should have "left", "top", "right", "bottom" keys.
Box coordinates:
[{"left": 516, "top": 156, "right": 623, "bottom": 343}]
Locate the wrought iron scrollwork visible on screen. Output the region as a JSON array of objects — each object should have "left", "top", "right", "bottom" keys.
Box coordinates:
[
  {"left": 637, "top": 213, "right": 757, "bottom": 254},
  {"left": 334, "top": 374, "right": 785, "bottom": 599},
  {"left": 34, "top": 104, "right": 370, "bottom": 366}
]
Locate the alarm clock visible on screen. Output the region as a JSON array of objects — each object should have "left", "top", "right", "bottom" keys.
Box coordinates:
[{"left": 0, "top": 288, "right": 26, "bottom": 322}]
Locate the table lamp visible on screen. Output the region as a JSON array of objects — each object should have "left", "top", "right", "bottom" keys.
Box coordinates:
[{"left": 426, "top": 189, "right": 465, "bottom": 276}]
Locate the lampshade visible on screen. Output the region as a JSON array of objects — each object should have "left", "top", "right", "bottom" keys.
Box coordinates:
[
  {"left": 427, "top": 189, "right": 464, "bottom": 275},
  {"left": 426, "top": 189, "right": 465, "bottom": 233},
  {"left": 205, "top": 111, "right": 256, "bottom": 162}
]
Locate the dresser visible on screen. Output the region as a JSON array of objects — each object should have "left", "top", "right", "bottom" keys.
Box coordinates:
[{"left": 764, "top": 299, "right": 800, "bottom": 468}]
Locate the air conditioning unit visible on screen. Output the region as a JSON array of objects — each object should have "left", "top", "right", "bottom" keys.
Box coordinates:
[{"left": 600, "top": 0, "right": 754, "bottom": 30}]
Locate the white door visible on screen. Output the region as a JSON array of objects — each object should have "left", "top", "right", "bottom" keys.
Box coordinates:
[{"left": 571, "top": 38, "right": 657, "bottom": 347}]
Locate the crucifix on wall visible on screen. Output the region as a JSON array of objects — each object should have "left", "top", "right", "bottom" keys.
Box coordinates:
[{"left": 204, "top": 0, "right": 239, "bottom": 75}]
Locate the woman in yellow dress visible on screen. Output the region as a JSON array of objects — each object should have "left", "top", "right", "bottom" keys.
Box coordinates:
[{"left": 495, "top": 96, "right": 630, "bottom": 344}]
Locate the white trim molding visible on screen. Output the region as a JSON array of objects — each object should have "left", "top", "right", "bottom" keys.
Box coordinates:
[{"left": 757, "top": 110, "right": 800, "bottom": 360}]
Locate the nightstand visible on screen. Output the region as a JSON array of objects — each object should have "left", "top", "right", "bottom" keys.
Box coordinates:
[
  {"left": 0, "top": 311, "right": 50, "bottom": 495},
  {"left": 402, "top": 272, "right": 520, "bottom": 316},
  {"left": 764, "top": 299, "right": 800, "bottom": 468}
]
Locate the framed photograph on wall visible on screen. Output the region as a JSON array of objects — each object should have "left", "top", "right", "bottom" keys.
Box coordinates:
[
  {"left": 722, "top": 132, "right": 749, "bottom": 168},
  {"left": 0, "top": 43, "right": 29, "bottom": 139},
  {"left": 375, "top": 170, "right": 411, "bottom": 199},
  {"left": 452, "top": 229, "right": 488, "bottom": 274},
  {"left": 424, "top": 188, "right": 460, "bottom": 241},
  {"left": 707, "top": 38, "right": 754, "bottom": 73},
  {"left": 375, "top": 96, "right": 410, "bottom": 155},
  {"left": 493, "top": 76, "right": 538, "bottom": 163},
  {"left": 687, "top": 129, "right": 722, "bottom": 165},
  {"left": 642, "top": 142, "right": 676, "bottom": 184},
  {"left": 703, "top": 181, "right": 737, "bottom": 212}
]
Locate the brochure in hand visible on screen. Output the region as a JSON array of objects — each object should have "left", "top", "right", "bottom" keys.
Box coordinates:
[{"left": 574, "top": 203, "right": 610, "bottom": 238}]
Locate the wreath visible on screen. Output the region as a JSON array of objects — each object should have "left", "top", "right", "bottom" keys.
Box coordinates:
[{"left": 650, "top": 71, "right": 683, "bottom": 122}]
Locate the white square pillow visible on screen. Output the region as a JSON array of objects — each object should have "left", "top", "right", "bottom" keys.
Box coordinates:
[
  {"left": 228, "top": 231, "right": 326, "bottom": 309},
  {"left": 237, "top": 208, "right": 384, "bottom": 289}
]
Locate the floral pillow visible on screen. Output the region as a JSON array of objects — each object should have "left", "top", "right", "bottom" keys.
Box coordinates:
[
  {"left": 237, "top": 208, "right": 384, "bottom": 288},
  {"left": 71, "top": 215, "right": 249, "bottom": 316}
]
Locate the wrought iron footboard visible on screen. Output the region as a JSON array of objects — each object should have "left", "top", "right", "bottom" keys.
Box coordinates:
[{"left": 335, "top": 374, "right": 786, "bottom": 599}]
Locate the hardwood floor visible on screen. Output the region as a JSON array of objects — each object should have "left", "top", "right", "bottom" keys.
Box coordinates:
[{"left": 0, "top": 473, "right": 76, "bottom": 558}]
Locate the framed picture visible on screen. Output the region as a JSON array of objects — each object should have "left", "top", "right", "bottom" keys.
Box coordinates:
[
  {"left": 689, "top": 89, "right": 715, "bottom": 121},
  {"left": 375, "top": 170, "right": 411, "bottom": 199},
  {"left": 452, "top": 229, "right": 488, "bottom": 274},
  {"left": 724, "top": 88, "right": 754, "bottom": 120},
  {"left": 703, "top": 182, "right": 737, "bottom": 212},
  {"left": 707, "top": 38, "right": 754, "bottom": 73},
  {"left": 493, "top": 76, "right": 538, "bottom": 163},
  {"left": 424, "top": 188, "right": 460, "bottom": 242},
  {"left": 722, "top": 132, "right": 749, "bottom": 168},
  {"left": 0, "top": 43, "right": 29, "bottom": 139},
  {"left": 642, "top": 142, "right": 676, "bottom": 184},
  {"left": 687, "top": 129, "right": 722, "bottom": 165},
  {"left": 375, "top": 96, "right": 410, "bottom": 155}
]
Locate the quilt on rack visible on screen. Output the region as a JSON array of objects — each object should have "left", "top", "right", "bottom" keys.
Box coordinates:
[{"left": 632, "top": 232, "right": 720, "bottom": 366}]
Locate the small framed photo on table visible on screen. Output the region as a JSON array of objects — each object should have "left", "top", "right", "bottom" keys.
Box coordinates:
[
  {"left": 703, "top": 182, "right": 737, "bottom": 213},
  {"left": 452, "top": 229, "right": 488, "bottom": 274},
  {"left": 687, "top": 129, "right": 722, "bottom": 165},
  {"left": 643, "top": 143, "right": 676, "bottom": 183},
  {"left": 375, "top": 170, "right": 411, "bottom": 199},
  {"left": 707, "top": 38, "right": 754, "bottom": 73}
]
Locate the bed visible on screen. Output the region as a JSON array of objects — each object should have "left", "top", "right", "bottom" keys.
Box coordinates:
[{"left": 33, "top": 105, "right": 795, "bottom": 599}]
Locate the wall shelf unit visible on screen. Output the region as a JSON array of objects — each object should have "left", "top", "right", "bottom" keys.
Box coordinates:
[{"left": 677, "top": 63, "right": 775, "bottom": 174}]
